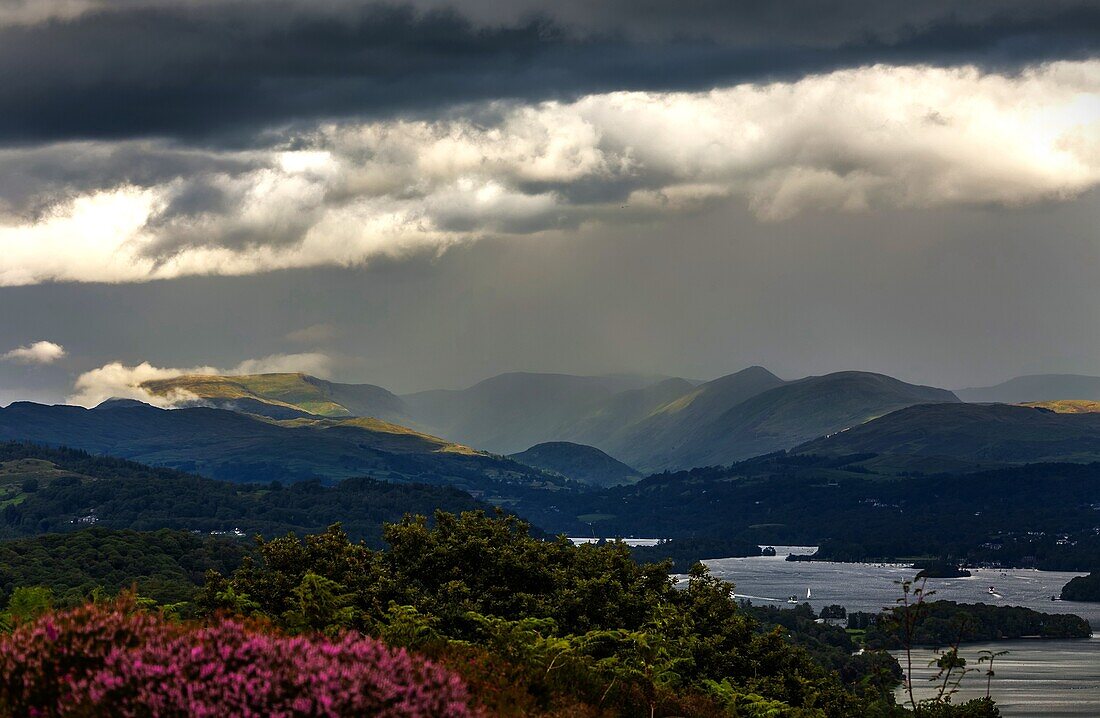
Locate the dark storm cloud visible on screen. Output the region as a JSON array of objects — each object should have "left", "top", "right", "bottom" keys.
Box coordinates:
[
  {"left": 0, "top": 0, "right": 1097, "bottom": 144},
  {"left": 0, "top": 142, "right": 261, "bottom": 217}
]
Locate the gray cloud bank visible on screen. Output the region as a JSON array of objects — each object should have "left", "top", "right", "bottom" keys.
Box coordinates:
[
  {"left": 0, "top": 0, "right": 1098, "bottom": 143},
  {"left": 2, "top": 61, "right": 1098, "bottom": 285},
  {"left": 0, "top": 1, "right": 1097, "bottom": 288}
]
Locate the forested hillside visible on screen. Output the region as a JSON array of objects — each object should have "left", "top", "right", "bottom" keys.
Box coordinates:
[
  {"left": 0, "top": 442, "right": 490, "bottom": 543},
  {"left": 0, "top": 528, "right": 245, "bottom": 606},
  {"left": 538, "top": 454, "right": 1100, "bottom": 569},
  {"left": 0, "top": 404, "right": 569, "bottom": 504}
]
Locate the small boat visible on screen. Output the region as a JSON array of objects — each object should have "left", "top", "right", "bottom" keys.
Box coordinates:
[
  {"left": 787, "top": 595, "right": 798, "bottom": 604},
  {"left": 806, "top": 588, "right": 812, "bottom": 599},
  {"left": 988, "top": 586, "right": 996, "bottom": 595}
]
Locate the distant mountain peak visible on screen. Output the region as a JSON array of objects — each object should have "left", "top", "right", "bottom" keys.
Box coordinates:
[
  {"left": 93, "top": 398, "right": 157, "bottom": 410},
  {"left": 509, "top": 441, "right": 641, "bottom": 488},
  {"left": 957, "top": 374, "right": 1100, "bottom": 403},
  {"left": 139, "top": 372, "right": 407, "bottom": 422}
]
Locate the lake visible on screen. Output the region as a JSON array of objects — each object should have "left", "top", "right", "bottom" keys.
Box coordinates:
[
  {"left": 703, "top": 548, "right": 1100, "bottom": 626},
  {"left": 700, "top": 550, "right": 1100, "bottom": 717},
  {"left": 897, "top": 639, "right": 1100, "bottom": 717}
]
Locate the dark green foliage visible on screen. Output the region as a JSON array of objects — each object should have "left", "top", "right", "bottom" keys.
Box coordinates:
[
  {"left": 0, "top": 443, "right": 489, "bottom": 545},
  {"left": 742, "top": 601, "right": 901, "bottom": 704},
  {"left": 0, "top": 528, "right": 246, "bottom": 606},
  {"left": 200, "top": 511, "right": 902, "bottom": 716},
  {"left": 536, "top": 454, "right": 1100, "bottom": 570},
  {"left": 1061, "top": 572, "right": 1100, "bottom": 601},
  {"left": 911, "top": 697, "right": 1000, "bottom": 717},
  {"left": 0, "top": 404, "right": 571, "bottom": 504},
  {"left": 797, "top": 402, "right": 1100, "bottom": 464},
  {"left": 866, "top": 600, "right": 1091, "bottom": 649},
  {"left": 508, "top": 441, "right": 641, "bottom": 487},
  {"left": 214, "top": 511, "right": 673, "bottom": 637}
]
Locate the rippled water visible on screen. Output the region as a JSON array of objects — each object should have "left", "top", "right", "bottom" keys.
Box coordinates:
[
  {"left": 701, "top": 551, "right": 1100, "bottom": 716},
  {"left": 703, "top": 549, "right": 1100, "bottom": 626},
  {"left": 897, "top": 639, "right": 1100, "bottom": 717}
]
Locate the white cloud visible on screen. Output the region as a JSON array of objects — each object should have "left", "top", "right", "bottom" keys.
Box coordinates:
[
  {"left": 1, "top": 61, "right": 1098, "bottom": 286},
  {"left": 230, "top": 352, "right": 333, "bottom": 377},
  {"left": 1, "top": 340, "right": 66, "bottom": 364},
  {"left": 66, "top": 353, "right": 335, "bottom": 407}
]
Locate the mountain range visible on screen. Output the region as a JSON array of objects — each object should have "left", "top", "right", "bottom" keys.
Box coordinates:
[
  {"left": 142, "top": 372, "right": 408, "bottom": 422},
  {"left": 588, "top": 369, "right": 958, "bottom": 472},
  {"left": 401, "top": 372, "right": 671, "bottom": 454},
  {"left": 138, "top": 367, "right": 1100, "bottom": 475},
  {"left": 0, "top": 401, "right": 569, "bottom": 503},
  {"left": 397, "top": 366, "right": 960, "bottom": 472},
  {"left": 8, "top": 365, "right": 1100, "bottom": 571},
  {"left": 7, "top": 365, "right": 1100, "bottom": 502},
  {"left": 956, "top": 374, "right": 1100, "bottom": 403},
  {"left": 797, "top": 402, "right": 1100, "bottom": 465}
]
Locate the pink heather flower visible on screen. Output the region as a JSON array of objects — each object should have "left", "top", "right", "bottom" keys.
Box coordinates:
[{"left": 0, "top": 601, "right": 479, "bottom": 718}]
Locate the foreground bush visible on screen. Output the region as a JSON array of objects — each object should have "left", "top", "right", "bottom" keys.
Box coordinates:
[
  {"left": 0, "top": 597, "right": 477, "bottom": 717},
  {"left": 201, "top": 514, "right": 897, "bottom": 716}
]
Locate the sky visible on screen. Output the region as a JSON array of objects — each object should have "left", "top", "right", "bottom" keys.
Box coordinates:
[{"left": 1, "top": 0, "right": 1099, "bottom": 405}]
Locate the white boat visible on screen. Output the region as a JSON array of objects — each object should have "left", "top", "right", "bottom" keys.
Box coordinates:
[
  {"left": 787, "top": 595, "right": 798, "bottom": 604},
  {"left": 807, "top": 588, "right": 812, "bottom": 599}
]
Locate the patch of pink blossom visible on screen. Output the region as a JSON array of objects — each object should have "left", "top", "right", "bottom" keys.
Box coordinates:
[{"left": 0, "top": 598, "right": 478, "bottom": 717}]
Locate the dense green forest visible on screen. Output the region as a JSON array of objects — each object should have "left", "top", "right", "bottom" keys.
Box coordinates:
[
  {"left": 536, "top": 454, "right": 1100, "bottom": 570},
  {"left": 0, "top": 442, "right": 489, "bottom": 543},
  {"left": 1060, "top": 572, "right": 1100, "bottom": 601},
  {"left": 192, "top": 511, "right": 996, "bottom": 716},
  {"left": 0, "top": 509, "right": 1019, "bottom": 715},
  {"left": 0, "top": 403, "right": 575, "bottom": 506},
  {"left": 742, "top": 602, "right": 903, "bottom": 687},
  {"left": 0, "top": 528, "right": 245, "bottom": 606},
  {"left": 8, "top": 441, "right": 1100, "bottom": 575},
  {"left": 864, "top": 600, "right": 1091, "bottom": 649}
]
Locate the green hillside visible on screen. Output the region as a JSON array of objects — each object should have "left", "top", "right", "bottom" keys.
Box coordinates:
[
  {"left": 0, "top": 442, "right": 493, "bottom": 544},
  {"left": 402, "top": 372, "right": 668, "bottom": 454},
  {"left": 554, "top": 377, "right": 697, "bottom": 448},
  {"left": 402, "top": 368, "right": 960, "bottom": 473},
  {"left": 0, "top": 403, "right": 569, "bottom": 504},
  {"left": 601, "top": 370, "right": 958, "bottom": 472},
  {"left": 595, "top": 366, "right": 786, "bottom": 471},
  {"left": 796, "top": 402, "right": 1100, "bottom": 464},
  {"left": 526, "top": 454, "right": 1100, "bottom": 570},
  {"left": 141, "top": 372, "right": 407, "bottom": 421},
  {"left": 509, "top": 441, "right": 641, "bottom": 487},
  {"left": 134, "top": 369, "right": 964, "bottom": 476}
]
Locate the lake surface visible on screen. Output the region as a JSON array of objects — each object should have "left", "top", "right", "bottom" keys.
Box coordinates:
[
  {"left": 701, "top": 550, "right": 1100, "bottom": 716},
  {"left": 703, "top": 549, "right": 1100, "bottom": 626},
  {"left": 896, "top": 639, "right": 1100, "bottom": 717}
]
